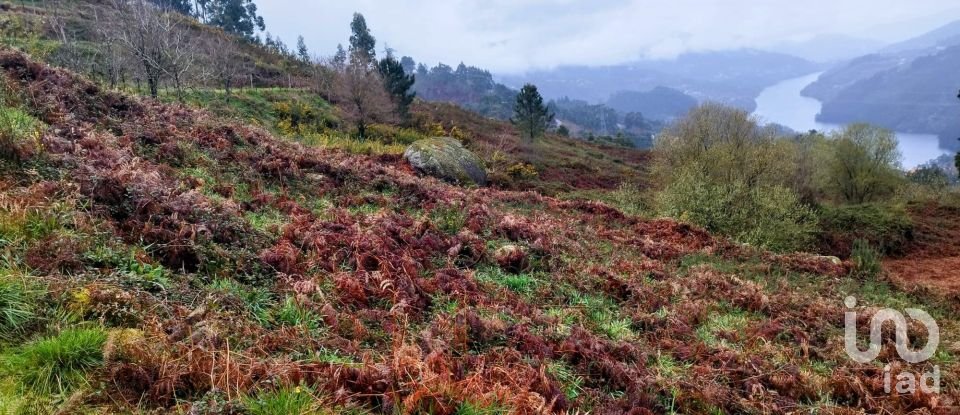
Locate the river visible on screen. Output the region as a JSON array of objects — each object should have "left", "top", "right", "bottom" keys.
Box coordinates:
[{"left": 752, "top": 72, "right": 950, "bottom": 169}]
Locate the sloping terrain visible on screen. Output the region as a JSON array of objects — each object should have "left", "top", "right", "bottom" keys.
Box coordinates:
[
  {"left": 885, "top": 203, "right": 960, "bottom": 297},
  {"left": 0, "top": 49, "right": 958, "bottom": 414}
]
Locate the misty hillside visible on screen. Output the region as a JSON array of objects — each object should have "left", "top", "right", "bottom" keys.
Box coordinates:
[
  {"left": 501, "top": 49, "right": 821, "bottom": 111},
  {"left": 764, "top": 34, "right": 885, "bottom": 63},
  {"left": 803, "top": 19, "right": 960, "bottom": 145},
  {"left": 607, "top": 87, "right": 698, "bottom": 121},
  {"left": 803, "top": 18, "right": 960, "bottom": 103}
]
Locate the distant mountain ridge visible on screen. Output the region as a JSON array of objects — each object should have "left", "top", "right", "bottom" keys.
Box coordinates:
[
  {"left": 803, "top": 19, "right": 960, "bottom": 102},
  {"left": 803, "top": 19, "right": 960, "bottom": 149},
  {"left": 764, "top": 34, "right": 885, "bottom": 63},
  {"left": 500, "top": 49, "right": 821, "bottom": 112}
]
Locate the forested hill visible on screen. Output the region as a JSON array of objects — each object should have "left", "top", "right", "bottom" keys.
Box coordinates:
[{"left": 802, "top": 18, "right": 960, "bottom": 147}]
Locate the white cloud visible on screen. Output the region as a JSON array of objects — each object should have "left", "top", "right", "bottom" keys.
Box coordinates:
[{"left": 257, "top": 0, "right": 960, "bottom": 73}]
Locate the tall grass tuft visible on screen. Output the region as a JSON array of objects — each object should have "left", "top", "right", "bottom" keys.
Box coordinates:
[
  {"left": 4, "top": 328, "right": 107, "bottom": 395},
  {"left": 850, "top": 239, "right": 883, "bottom": 279},
  {"left": 0, "top": 274, "right": 39, "bottom": 342}
]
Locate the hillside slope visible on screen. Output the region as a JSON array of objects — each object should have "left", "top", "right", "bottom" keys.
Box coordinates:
[
  {"left": 0, "top": 50, "right": 957, "bottom": 414},
  {"left": 814, "top": 44, "right": 960, "bottom": 145}
]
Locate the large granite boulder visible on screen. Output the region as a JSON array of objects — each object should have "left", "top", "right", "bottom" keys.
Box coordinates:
[{"left": 404, "top": 137, "right": 487, "bottom": 186}]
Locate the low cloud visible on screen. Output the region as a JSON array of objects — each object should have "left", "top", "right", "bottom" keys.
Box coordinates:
[{"left": 258, "top": 0, "right": 960, "bottom": 73}]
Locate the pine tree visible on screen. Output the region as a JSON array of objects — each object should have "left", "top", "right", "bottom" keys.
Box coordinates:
[
  {"left": 511, "top": 84, "right": 554, "bottom": 142},
  {"left": 378, "top": 57, "right": 416, "bottom": 120},
  {"left": 348, "top": 13, "right": 376, "bottom": 64},
  {"left": 296, "top": 35, "right": 309, "bottom": 62}
]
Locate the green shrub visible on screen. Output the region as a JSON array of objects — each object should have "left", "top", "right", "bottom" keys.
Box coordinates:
[
  {"left": 5, "top": 328, "right": 107, "bottom": 395},
  {"left": 0, "top": 275, "right": 40, "bottom": 342},
  {"left": 822, "top": 124, "right": 904, "bottom": 204},
  {"left": 850, "top": 239, "right": 883, "bottom": 279},
  {"left": 608, "top": 182, "right": 650, "bottom": 216},
  {"left": 817, "top": 203, "right": 913, "bottom": 257},
  {"left": 657, "top": 166, "right": 818, "bottom": 253}
]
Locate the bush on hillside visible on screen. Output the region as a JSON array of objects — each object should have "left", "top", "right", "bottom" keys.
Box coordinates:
[
  {"left": 817, "top": 203, "right": 913, "bottom": 258},
  {"left": 657, "top": 166, "right": 818, "bottom": 253},
  {"left": 654, "top": 103, "right": 791, "bottom": 188},
  {"left": 821, "top": 124, "right": 904, "bottom": 204}
]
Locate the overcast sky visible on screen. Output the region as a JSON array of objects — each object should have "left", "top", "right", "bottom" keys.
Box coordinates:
[{"left": 257, "top": 0, "right": 960, "bottom": 74}]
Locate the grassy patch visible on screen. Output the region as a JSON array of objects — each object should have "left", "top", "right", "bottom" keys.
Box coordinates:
[
  {"left": 474, "top": 266, "right": 540, "bottom": 295},
  {"left": 695, "top": 309, "right": 751, "bottom": 349},
  {"left": 0, "top": 272, "right": 40, "bottom": 342},
  {"left": 567, "top": 291, "right": 636, "bottom": 341},
  {"left": 429, "top": 206, "right": 467, "bottom": 235},
  {"left": 208, "top": 279, "right": 275, "bottom": 325},
  {"left": 245, "top": 208, "right": 289, "bottom": 236},
  {"left": 274, "top": 296, "right": 322, "bottom": 331},
  {"left": 547, "top": 360, "right": 585, "bottom": 401},
  {"left": 244, "top": 384, "right": 319, "bottom": 415},
  {"left": 3, "top": 327, "right": 107, "bottom": 396},
  {"left": 0, "top": 105, "right": 44, "bottom": 163},
  {"left": 455, "top": 400, "right": 509, "bottom": 415}
]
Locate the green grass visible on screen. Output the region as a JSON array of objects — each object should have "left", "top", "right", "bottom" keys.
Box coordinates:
[
  {"left": 3, "top": 328, "right": 107, "bottom": 396},
  {"left": 243, "top": 384, "right": 319, "bottom": 415},
  {"left": 208, "top": 279, "right": 275, "bottom": 325},
  {"left": 565, "top": 290, "right": 636, "bottom": 340},
  {"left": 0, "top": 273, "right": 40, "bottom": 342},
  {"left": 474, "top": 266, "right": 539, "bottom": 295},
  {"left": 455, "top": 401, "right": 509, "bottom": 415},
  {"left": 547, "top": 361, "right": 585, "bottom": 401},
  {"left": 695, "top": 309, "right": 751, "bottom": 349},
  {"left": 245, "top": 208, "right": 289, "bottom": 236},
  {"left": 0, "top": 105, "right": 44, "bottom": 162},
  {"left": 651, "top": 352, "right": 691, "bottom": 379},
  {"left": 429, "top": 206, "right": 467, "bottom": 235},
  {"left": 274, "top": 296, "right": 322, "bottom": 331}
]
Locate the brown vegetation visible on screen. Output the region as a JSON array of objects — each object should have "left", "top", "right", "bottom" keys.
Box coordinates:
[{"left": 0, "top": 49, "right": 956, "bottom": 414}]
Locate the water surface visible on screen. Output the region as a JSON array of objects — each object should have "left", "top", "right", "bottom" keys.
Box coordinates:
[{"left": 753, "top": 72, "right": 950, "bottom": 169}]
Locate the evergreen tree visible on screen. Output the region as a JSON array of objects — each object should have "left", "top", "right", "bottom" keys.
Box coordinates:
[
  {"left": 148, "top": 0, "right": 192, "bottom": 14},
  {"left": 209, "top": 0, "right": 266, "bottom": 40},
  {"left": 348, "top": 13, "right": 376, "bottom": 64},
  {"left": 296, "top": 35, "right": 309, "bottom": 62},
  {"left": 511, "top": 84, "right": 553, "bottom": 142},
  {"left": 378, "top": 57, "right": 416, "bottom": 120},
  {"left": 333, "top": 44, "right": 347, "bottom": 68},
  {"left": 400, "top": 56, "right": 416, "bottom": 74}
]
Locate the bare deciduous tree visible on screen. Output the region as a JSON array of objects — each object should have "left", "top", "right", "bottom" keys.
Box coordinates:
[
  {"left": 202, "top": 32, "right": 246, "bottom": 96},
  {"left": 105, "top": 0, "right": 195, "bottom": 99},
  {"left": 333, "top": 60, "right": 396, "bottom": 139}
]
